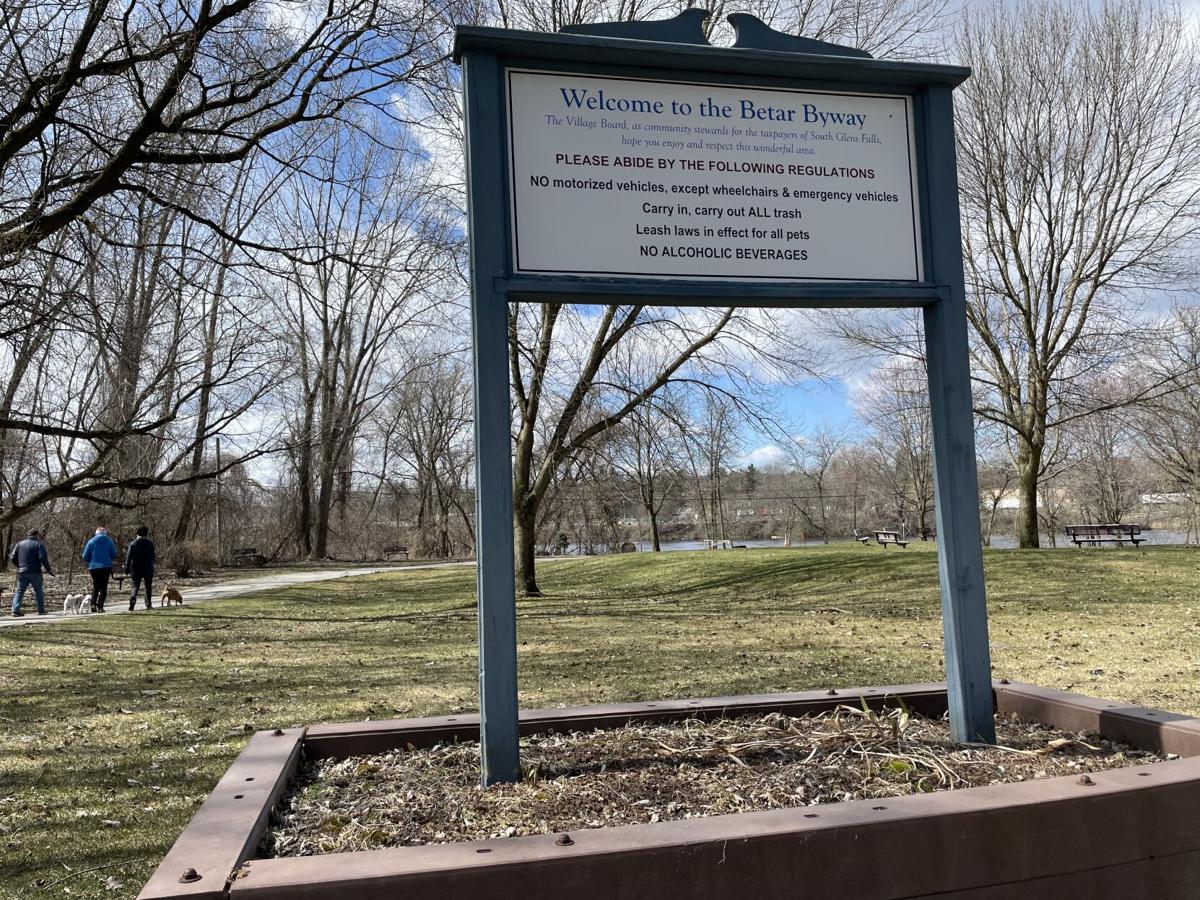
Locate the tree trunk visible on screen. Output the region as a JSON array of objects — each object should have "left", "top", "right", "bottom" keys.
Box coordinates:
[
  {"left": 648, "top": 508, "right": 661, "bottom": 551},
  {"left": 314, "top": 449, "right": 336, "bottom": 559},
  {"left": 515, "top": 496, "right": 541, "bottom": 596},
  {"left": 173, "top": 270, "right": 223, "bottom": 543},
  {"left": 295, "top": 414, "right": 315, "bottom": 558},
  {"left": 1016, "top": 438, "right": 1042, "bottom": 548},
  {"left": 984, "top": 499, "right": 999, "bottom": 547}
]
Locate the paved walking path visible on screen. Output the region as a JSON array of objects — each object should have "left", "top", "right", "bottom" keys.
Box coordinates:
[{"left": 0, "top": 562, "right": 476, "bottom": 629}]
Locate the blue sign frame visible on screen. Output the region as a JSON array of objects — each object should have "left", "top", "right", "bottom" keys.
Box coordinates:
[{"left": 455, "top": 11, "right": 993, "bottom": 785}]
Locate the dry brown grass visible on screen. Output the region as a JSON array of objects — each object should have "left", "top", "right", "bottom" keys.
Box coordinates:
[
  {"left": 2, "top": 543, "right": 1198, "bottom": 898},
  {"left": 266, "top": 706, "right": 1160, "bottom": 856}
]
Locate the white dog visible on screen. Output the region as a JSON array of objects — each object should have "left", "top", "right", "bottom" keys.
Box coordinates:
[
  {"left": 80, "top": 593, "right": 93, "bottom": 614},
  {"left": 62, "top": 593, "right": 84, "bottom": 615}
]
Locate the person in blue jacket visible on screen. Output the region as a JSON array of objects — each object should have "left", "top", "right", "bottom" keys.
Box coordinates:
[
  {"left": 9, "top": 528, "right": 54, "bottom": 616},
  {"left": 81, "top": 526, "right": 118, "bottom": 612}
]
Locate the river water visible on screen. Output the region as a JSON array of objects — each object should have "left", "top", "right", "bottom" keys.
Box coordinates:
[{"left": 589, "top": 530, "right": 1195, "bottom": 554}]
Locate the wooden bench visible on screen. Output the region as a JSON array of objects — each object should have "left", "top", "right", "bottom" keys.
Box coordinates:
[
  {"left": 1064, "top": 524, "right": 1144, "bottom": 547},
  {"left": 874, "top": 530, "right": 909, "bottom": 549},
  {"left": 383, "top": 545, "right": 409, "bottom": 561},
  {"left": 232, "top": 547, "right": 267, "bottom": 567}
]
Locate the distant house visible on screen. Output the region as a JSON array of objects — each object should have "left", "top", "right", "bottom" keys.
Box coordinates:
[
  {"left": 980, "top": 488, "right": 1066, "bottom": 510},
  {"left": 982, "top": 488, "right": 1025, "bottom": 510},
  {"left": 1141, "top": 492, "right": 1190, "bottom": 506}
]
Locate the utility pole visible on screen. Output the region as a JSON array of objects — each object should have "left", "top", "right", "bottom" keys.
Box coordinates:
[{"left": 215, "top": 437, "right": 224, "bottom": 567}]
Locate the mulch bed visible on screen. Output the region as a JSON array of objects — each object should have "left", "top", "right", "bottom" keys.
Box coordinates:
[{"left": 264, "top": 705, "right": 1164, "bottom": 857}]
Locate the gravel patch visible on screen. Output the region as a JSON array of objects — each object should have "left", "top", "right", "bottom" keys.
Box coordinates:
[{"left": 265, "top": 705, "right": 1164, "bottom": 856}]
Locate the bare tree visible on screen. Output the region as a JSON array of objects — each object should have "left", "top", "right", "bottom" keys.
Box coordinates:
[
  {"left": 954, "top": 0, "right": 1200, "bottom": 547},
  {"left": 857, "top": 359, "right": 934, "bottom": 539},
  {"left": 1067, "top": 383, "right": 1142, "bottom": 524},
  {"left": 511, "top": 304, "right": 727, "bottom": 593},
  {"left": 170, "top": 156, "right": 289, "bottom": 542},
  {"left": 1135, "top": 307, "right": 1200, "bottom": 540},
  {"left": 0, "top": 0, "right": 464, "bottom": 539},
  {"left": 977, "top": 456, "right": 1015, "bottom": 547},
  {"left": 800, "top": 424, "right": 848, "bottom": 542},
  {"left": 386, "top": 357, "right": 476, "bottom": 558},
  {"left": 679, "top": 390, "right": 743, "bottom": 547},
  {"left": 603, "top": 396, "right": 686, "bottom": 551},
  {"left": 509, "top": 299, "right": 810, "bottom": 593},
  {"left": 0, "top": 0, "right": 449, "bottom": 263},
  {"left": 273, "top": 126, "right": 455, "bottom": 558},
  {"left": 0, "top": 178, "right": 282, "bottom": 532}
]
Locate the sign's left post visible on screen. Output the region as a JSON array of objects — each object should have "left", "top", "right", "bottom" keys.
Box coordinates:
[{"left": 464, "top": 50, "right": 522, "bottom": 786}]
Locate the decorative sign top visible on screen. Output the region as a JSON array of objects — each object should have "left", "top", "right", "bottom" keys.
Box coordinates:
[
  {"left": 559, "top": 9, "right": 871, "bottom": 57},
  {"left": 453, "top": 13, "right": 971, "bottom": 90},
  {"left": 507, "top": 69, "right": 923, "bottom": 282}
]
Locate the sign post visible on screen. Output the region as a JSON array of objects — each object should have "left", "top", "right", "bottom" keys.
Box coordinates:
[{"left": 457, "top": 10, "right": 994, "bottom": 786}]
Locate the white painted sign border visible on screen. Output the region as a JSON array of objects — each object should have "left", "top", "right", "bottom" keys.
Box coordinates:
[{"left": 505, "top": 67, "right": 926, "bottom": 283}]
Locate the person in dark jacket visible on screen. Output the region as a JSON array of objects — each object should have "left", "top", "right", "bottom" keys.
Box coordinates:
[
  {"left": 9, "top": 528, "right": 54, "bottom": 616},
  {"left": 81, "top": 526, "right": 118, "bottom": 612},
  {"left": 125, "top": 526, "right": 156, "bottom": 611}
]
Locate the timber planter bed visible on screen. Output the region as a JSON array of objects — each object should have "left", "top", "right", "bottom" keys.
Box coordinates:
[{"left": 138, "top": 683, "right": 1200, "bottom": 900}]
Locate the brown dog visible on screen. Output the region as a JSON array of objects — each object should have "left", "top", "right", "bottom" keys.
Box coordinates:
[{"left": 160, "top": 586, "right": 184, "bottom": 608}]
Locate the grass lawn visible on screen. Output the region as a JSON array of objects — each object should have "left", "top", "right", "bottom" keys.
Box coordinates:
[{"left": 2, "top": 543, "right": 1199, "bottom": 898}]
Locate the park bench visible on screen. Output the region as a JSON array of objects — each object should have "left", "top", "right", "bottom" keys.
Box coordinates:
[
  {"left": 1064, "top": 524, "right": 1144, "bottom": 547},
  {"left": 232, "top": 547, "right": 267, "bottom": 567},
  {"left": 873, "top": 530, "right": 909, "bottom": 549},
  {"left": 383, "top": 544, "right": 409, "bottom": 561}
]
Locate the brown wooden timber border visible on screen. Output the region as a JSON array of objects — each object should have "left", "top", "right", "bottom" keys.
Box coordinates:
[
  {"left": 139, "top": 683, "right": 1200, "bottom": 900},
  {"left": 138, "top": 727, "right": 304, "bottom": 900}
]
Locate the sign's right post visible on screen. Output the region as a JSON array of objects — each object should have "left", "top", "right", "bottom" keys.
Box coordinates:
[{"left": 920, "top": 84, "right": 996, "bottom": 744}]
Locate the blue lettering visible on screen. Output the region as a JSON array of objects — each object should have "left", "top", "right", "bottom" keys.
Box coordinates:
[
  {"left": 560, "top": 88, "right": 590, "bottom": 108},
  {"left": 802, "top": 103, "right": 868, "bottom": 129}
]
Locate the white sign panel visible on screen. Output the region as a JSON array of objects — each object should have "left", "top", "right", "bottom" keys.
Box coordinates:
[{"left": 507, "top": 70, "right": 923, "bottom": 282}]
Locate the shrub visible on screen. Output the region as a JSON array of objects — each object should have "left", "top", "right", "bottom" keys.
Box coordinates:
[{"left": 162, "top": 540, "right": 217, "bottom": 577}]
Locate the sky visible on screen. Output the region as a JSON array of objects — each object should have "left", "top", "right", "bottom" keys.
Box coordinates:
[
  {"left": 737, "top": 379, "right": 863, "bottom": 468},
  {"left": 779, "top": 379, "right": 855, "bottom": 426},
  {"left": 736, "top": 0, "right": 1200, "bottom": 463},
  {"left": 406, "top": 0, "right": 1200, "bottom": 470}
]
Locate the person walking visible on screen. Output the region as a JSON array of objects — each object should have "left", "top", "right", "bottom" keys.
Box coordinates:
[
  {"left": 8, "top": 528, "right": 54, "bottom": 616},
  {"left": 81, "top": 526, "right": 118, "bottom": 612},
  {"left": 125, "top": 526, "right": 156, "bottom": 611}
]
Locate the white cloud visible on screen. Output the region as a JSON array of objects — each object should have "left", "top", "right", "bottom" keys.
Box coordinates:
[{"left": 737, "top": 444, "right": 787, "bottom": 468}]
